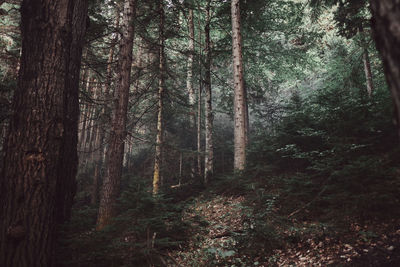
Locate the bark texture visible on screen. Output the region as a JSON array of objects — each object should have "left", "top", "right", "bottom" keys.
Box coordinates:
[
  {"left": 0, "top": 0, "right": 88, "bottom": 266},
  {"left": 153, "top": 0, "right": 165, "bottom": 195},
  {"left": 370, "top": 0, "right": 400, "bottom": 137},
  {"left": 97, "top": 0, "right": 135, "bottom": 230},
  {"left": 204, "top": 1, "right": 213, "bottom": 183},
  {"left": 231, "top": 0, "right": 248, "bottom": 170}
]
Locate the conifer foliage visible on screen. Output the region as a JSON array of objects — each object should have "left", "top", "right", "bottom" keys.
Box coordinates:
[{"left": 1, "top": 0, "right": 400, "bottom": 265}]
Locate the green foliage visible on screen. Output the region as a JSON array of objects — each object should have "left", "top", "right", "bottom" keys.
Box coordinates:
[
  {"left": 58, "top": 176, "right": 195, "bottom": 267},
  {"left": 248, "top": 37, "right": 399, "bottom": 221}
]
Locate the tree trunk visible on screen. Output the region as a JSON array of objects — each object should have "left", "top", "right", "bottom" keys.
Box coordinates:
[
  {"left": 78, "top": 72, "right": 92, "bottom": 151},
  {"left": 187, "top": 8, "right": 197, "bottom": 178},
  {"left": 197, "top": 11, "right": 203, "bottom": 176},
  {"left": 187, "top": 9, "right": 196, "bottom": 117},
  {"left": 90, "top": 85, "right": 104, "bottom": 205},
  {"left": 197, "top": 74, "right": 202, "bottom": 176},
  {"left": 91, "top": 11, "right": 120, "bottom": 206},
  {"left": 363, "top": 48, "right": 374, "bottom": 97},
  {"left": 204, "top": 0, "right": 213, "bottom": 184},
  {"left": 97, "top": 0, "right": 136, "bottom": 230},
  {"left": 231, "top": 0, "right": 247, "bottom": 171},
  {"left": 360, "top": 28, "right": 374, "bottom": 97},
  {"left": 153, "top": 0, "right": 165, "bottom": 195},
  {"left": 370, "top": 0, "right": 400, "bottom": 137},
  {"left": 84, "top": 84, "right": 95, "bottom": 152},
  {"left": 0, "top": 0, "right": 88, "bottom": 266},
  {"left": 91, "top": 122, "right": 102, "bottom": 206}
]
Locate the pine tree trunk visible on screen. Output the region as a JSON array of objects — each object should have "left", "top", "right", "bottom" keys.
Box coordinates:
[
  {"left": 153, "top": 0, "right": 165, "bottom": 195},
  {"left": 187, "top": 9, "right": 195, "bottom": 116},
  {"left": 360, "top": 28, "right": 374, "bottom": 97},
  {"left": 88, "top": 82, "right": 102, "bottom": 162},
  {"left": 78, "top": 73, "right": 92, "bottom": 151},
  {"left": 0, "top": 0, "right": 88, "bottom": 266},
  {"left": 91, "top": 86, "right": 104, "bottom": 205},
  {"left": 197, "top": 77, "right": 202, "bottom": 176},
  {"left": 97, "top": 0, "right": 136, "bottom": 230},
  {"left": 370, "top": 0, "right": 400, "bottom": 137},
  {"left": 91, "top": 12, "right": 120, "bottom": 206},
  {"left": 231, "top": 0, "right": 247, "bottom": 170},
  {"left": 84, "top": 85, "right": 95, "bottom": 151},
  {"left": 187, "top": 8, "right": 197, "bottom": 178},
  {"left": 197, "top": 13, "right": 203, "bottom": 176},
  {"left": 363, "top": 48, "right": 374, "bottom": 97},
  {"left": 82, "top": 101, "right": 94, "bottom": 167},
  {"left": 204, "top": 1, "right": 213, "bottom": 183}
]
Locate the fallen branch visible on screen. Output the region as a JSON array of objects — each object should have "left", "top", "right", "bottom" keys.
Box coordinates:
[{"left": 211, "top": 230, "right": 244, "bottom": 239}]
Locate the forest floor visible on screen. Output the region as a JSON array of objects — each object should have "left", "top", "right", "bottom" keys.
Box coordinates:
[
  {"left": 167, "top": 189, "right": 400, "bottom": 266},
  {"left": 63, "top": 172, "right": 400, "bottom": 267}
]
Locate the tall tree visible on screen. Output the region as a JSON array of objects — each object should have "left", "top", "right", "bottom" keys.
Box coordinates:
[
  {"left": 362, "top": 39, "right": 374, "bottom": 97},
  {"left": 186, "top": 8, "right": 196, "bottom": 177},
  {"left": 197, "top": 6, "right": 203, "bottom": 176},
  {"left": 231, "top": 0, "right": 247, "bottom": 170},
  {"left": 91, "top": 10, "right": 121, "bottom": 206},
  {"left": 97, "top": 0, "right": 136, "bottom": 230},
  {"left": 187, "top": 8, "right": 195, "bottom": 124},
  {"left": 204, "top": 0, "right": 213, "bottom": 183},
  {"left": 370, "top": 0, "right": 400, "bottom": 137},
  {"left": 310, "top": 0, "right": 375, "bottom": 96},
  {"left": 153, "top": 0, "right": 165, "bottom": 195},
  {"left": 0, "top": 0, "right": 88, "bottom": 265}
]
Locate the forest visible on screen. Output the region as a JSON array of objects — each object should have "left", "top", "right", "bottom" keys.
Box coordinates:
[{"left": 1, "top": 0, "right": 400, "bottom": 266}]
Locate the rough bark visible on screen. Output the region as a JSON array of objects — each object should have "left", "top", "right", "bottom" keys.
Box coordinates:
[
  {"left": 97, "top": 0, "right": 135, "bottom": 230},
  {"left": 231, "top": 0, "right": 247, "bottom": 170},
  {"left": 204, "top": 1, "right": 213, "bottom": 183},
  {"left": 153, "top": 0, "right": 165, "bottom": 195},
  {"left": 370, "top": 0, "right": 400, "bottom": 137},
  {"left": 0, "top": 0, "right": 88, "bottom": 266}
]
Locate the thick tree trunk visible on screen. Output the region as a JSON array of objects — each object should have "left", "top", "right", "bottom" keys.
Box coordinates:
[
  {"left": 97, "top": 0, "right": 135, "bottom": 230},
  {"left": 0, "top": 0, "right": 88, "bottom": 266},
  {"left": 153, "top": 0, "right": 165, "bottom": 195},
  {"left": 204, "top": 1, "right": 213, "bottom": 183},
  {"left": 370, "top": 0, "right": 400, "bottom": 137},
  {"left": 231, "top": 0, "right": 247, "bottom": 170}
]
